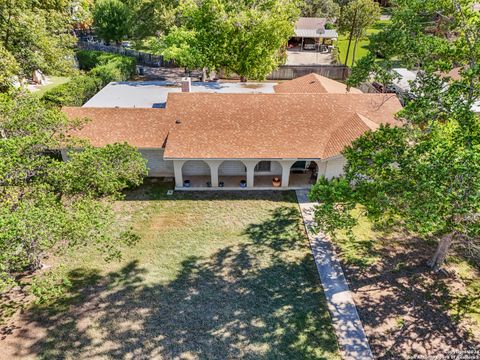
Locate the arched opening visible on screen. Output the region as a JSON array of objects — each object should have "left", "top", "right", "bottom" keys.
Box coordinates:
[
  {"left": 218, "top": 160, "right": 247, "bottom": 188},
  {"left": 253, "top": 160, "right": 282, "bottom": 188},
  {"left": 288, "top": 161, "right": 318, "bottom": 187},
  {"left": 181, "top": 160, "right": 211, "bottom": 188}
]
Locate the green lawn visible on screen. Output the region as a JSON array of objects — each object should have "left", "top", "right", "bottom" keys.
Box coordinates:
[
  {"left": 336, "top": 20, "right": 390, "bottom": 67},
  {"left": 3, "top": 180, "right": 339, "bottom": 359},
  {"left": 32, "top": 76, "right": 70, "bottom": 97}
]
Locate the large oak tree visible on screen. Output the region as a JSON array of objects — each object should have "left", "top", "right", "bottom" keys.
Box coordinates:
[
  {"left": 151, "top": 0, "right": 298, "bottom": 81},
  {"left": 311, "top": 0, "right": 480, "bottom": 270},
  {"left": 0, "top": 93, "right": 147, "bottom": 290},
  {"left": 0, "top": 0, "right": 77, "bottom": 85}
]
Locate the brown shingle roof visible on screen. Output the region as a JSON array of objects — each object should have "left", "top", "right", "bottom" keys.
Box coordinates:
[
  {"left": 274, "top": 73, "right": 363, "bottom": 94},
  {"left": 163, "top": 92, "right": 402, "bottom": 159},
  {"left": 62, "top": 107, "right": 174, "bottom": 148},
  {"left": 62, "top": 75, "right": 402, "bottom": 159}
]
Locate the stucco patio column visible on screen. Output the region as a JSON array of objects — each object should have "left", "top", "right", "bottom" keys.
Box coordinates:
[
  {"left": 173, "top": 160, "right": 186, "bottom": 188},
  {"left": 280, "top": 160, "right": 296, "bottom": 188},
  {"left": 315, "top": 161, "right": 327, "bottom": 182},
  {"left": 205, "top": 160, "right": 222, "bottom": 187},
  {"left": 242, "top": 160, "right": 259, "bottom": 188}
]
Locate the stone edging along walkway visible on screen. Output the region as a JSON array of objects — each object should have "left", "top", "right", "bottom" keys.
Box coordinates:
[{"left": 296, "top": 190, "right": 374, "bottom": 360}]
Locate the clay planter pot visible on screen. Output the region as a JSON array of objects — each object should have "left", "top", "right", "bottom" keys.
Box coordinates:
[{"left": 272, "top": 177, "right": 281, "bottom": 187}]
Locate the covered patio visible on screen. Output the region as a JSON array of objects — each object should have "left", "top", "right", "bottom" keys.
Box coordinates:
[{"left": 172, "top": 159, "right": 326, "bottom": 190}]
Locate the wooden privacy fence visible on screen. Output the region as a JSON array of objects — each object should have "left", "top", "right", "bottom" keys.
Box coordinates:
[
  {"left": 77, "top": 41, "right": 176, "bottom": 68},
  {"left": 77, "top": 41, "right": 350, "bottom": 80},
  {"left": 267, "top": 65, "right": 350, "bottom": 80}
]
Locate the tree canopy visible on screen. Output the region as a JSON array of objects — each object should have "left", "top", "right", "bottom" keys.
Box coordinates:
[
  {"left": 152, "top": 0, "right": 298, "bottom": 81},
  {"left": 0, "top": 93, "right": 147, "bottom": 290},
  {"left": 92, "top": 0, "right": 132, "bottom": 44},
  {"left": 0, "top": 0, "right": 76, "bottom": 86},
  {"left": 312, "top": 0, "right": 480, "bottom": 269},
  {"left": 300, "top": 0, "right": 340, "bottom": 19}
]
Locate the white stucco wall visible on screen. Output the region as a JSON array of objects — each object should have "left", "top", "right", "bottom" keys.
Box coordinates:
[
  {"left": 218, "top": 160, "right": 247, "bottom": 176},
  {"left": 182, "top": 160, "right": 211, "bottom": 176},
  {"left": 323, "top": 156, "right": 347, "bottom": 179}
]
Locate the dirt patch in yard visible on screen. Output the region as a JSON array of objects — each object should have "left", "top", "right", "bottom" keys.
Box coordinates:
[{"left": 337, "top": 235, "right": 480, "bottom": 359}]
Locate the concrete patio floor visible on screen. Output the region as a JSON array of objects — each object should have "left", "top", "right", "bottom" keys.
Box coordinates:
[
  {"left": 286, "top": 50, "right": 335, "bottom": 65},
  {"left": 179, "top": 173, "right": 314, "bottom": 190}
]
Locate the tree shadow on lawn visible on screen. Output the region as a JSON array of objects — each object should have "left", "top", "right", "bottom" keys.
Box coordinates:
[
  {"left": 5, "top": 206, "right": 339, "bottom": 360},
  {"left": 341, "top": 234, "right": 480, "bottom": 359}
]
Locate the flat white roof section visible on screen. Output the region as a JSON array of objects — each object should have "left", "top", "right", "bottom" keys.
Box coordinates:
[{"left": 83, "top": 81, "right": 277, "bottom": 108}]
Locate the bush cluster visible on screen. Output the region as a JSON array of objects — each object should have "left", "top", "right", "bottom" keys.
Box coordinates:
[{"left": 43, "top": 50, "right": 136, "bottom": 106}]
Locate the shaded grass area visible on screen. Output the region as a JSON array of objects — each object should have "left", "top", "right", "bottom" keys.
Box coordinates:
[
  {"left": 32, "top": 76, "right": 70, "bottom": 97},
  {"left": 328, "top": 208, "right": 480, "bottom": 358},
  {"left": 332, "top": 207, "right": 381, "bottom": 268},
  {"left": 445, "top": 257, "right": 480, "bottom": 334},
  {"left": 336, "top": 20, "right": 390, "bottom": 66},
  {"left": 2, "top": 180, "right": 339, "bottom": 359}
]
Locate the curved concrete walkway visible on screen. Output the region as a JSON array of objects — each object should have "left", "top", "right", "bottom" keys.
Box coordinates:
[{"left": 296, "top": 190, "right": 373, "bottom": 360}]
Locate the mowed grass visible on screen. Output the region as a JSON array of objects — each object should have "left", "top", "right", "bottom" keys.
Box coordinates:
[
  {"left": 336, "top": 20, "right": 389, "bottom": 66},
  {"left": 4, "top": 180, "right": 339, "bottom": 359},
  {"left": 32, "top": 76, "right": 70, "bottom": 97}
]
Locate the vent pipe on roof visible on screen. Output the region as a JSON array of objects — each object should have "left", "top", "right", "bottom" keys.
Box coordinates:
[{"left": 181, "top": 77, "right": 191, "bottom": 93}]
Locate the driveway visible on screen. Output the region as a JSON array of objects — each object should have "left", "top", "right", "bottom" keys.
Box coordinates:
[{"left": 286, "top": 50, "right": 335, "bottom": 65}]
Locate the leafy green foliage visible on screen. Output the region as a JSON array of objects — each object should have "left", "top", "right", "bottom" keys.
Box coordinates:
[
  {"left": 300, "top": 0, "right": 340, "bottom": 19},
  {"left": 42, "top": 75, "right": 103, "bottom": 107},
  {"left": 0, "top": 93, "right": 147, "bottom": 291},
  {"left": 122, "top": 0, "right": 178, "bottom": 40},
  {"left": 93, "top": 0, "right": 131, "bottom": 44},
  {"left": 30, "top": 268, "right": 73, "bottom": 305},
  {"left": 43, "top": 51, "right": 136, "bottom": 106},
  {"left": 0, "top": 44, "right": 20, "bottom": 91},
  {"left": 312, "top": 0, "right": 480, "bottom": 270},
  {"left": 152, "top": 0, "right": 298, "bottom": 80},
  {"left": 0, "top": 0, "right": 76, "bottom": 86}
]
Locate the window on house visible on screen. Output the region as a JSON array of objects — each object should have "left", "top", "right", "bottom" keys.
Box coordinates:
[{"left": 255, "top": 161, "right": 271, "bottom": 172}]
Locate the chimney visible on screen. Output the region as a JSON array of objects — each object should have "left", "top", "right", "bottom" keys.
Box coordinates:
[{"left": 181, "top": 77, "right": 191, "bottom": 92}]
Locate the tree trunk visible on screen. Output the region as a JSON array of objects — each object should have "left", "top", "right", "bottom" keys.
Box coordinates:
[
  {"left": 201, "top": 67, "right": 207, "bottom": 82},
  {"left": 343, "top": 8, "right": 358, "bottom": 68},
  {"left": 428, "top": 232, "right": 455, "bottom": 270},
  {"left": 342, "top": 8, "right": 358, "bottom": 79},
  {"left": 351, "top": 37, "right": 359, "bottom": 66},
  {"left": 240, "top": 76, "right": 247, "bottom": 82}
]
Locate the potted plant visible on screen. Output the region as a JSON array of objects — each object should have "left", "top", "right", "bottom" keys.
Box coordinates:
[
  {"left": 272, "top": 177, "right": 281, "bottom": 187},
  {"left": 240, "top": 180, "right": 247, "bottom": 188}
]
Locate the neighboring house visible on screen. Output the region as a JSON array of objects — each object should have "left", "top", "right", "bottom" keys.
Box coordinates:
[
  {"left": 290, "top": 17, "right": 338, "bottom": 52},
  {"left": 63, "top": 73, "right": 402, "bottom": 190}
]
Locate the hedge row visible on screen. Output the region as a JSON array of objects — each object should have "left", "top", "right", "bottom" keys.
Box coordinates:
[{"left": 43, "top": 51, "right": 136, "bottom": 107}]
